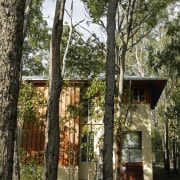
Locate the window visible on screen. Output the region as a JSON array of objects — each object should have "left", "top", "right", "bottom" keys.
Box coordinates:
[
  {"left": 81, "top": 131, "right": 94, "bottom": 162},
  {"left": 122, "top": 132, "right": 142, "bottom": 163},
  {"left": 81, "top": 134, "right": 88, "bottom": 162},
  {"left": 132, "top": 88, "right": 145, "bottom": 103},
  {"left": 80, "top": 98, "right": 93, "bottom": 118}
]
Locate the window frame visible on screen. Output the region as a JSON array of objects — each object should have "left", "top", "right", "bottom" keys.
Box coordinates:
[
  {"left": 122, "top": 131, "right": 142, "bottom": 163},
  {"left": 80, "top": 131, "right": 94, "bottom": 162}
]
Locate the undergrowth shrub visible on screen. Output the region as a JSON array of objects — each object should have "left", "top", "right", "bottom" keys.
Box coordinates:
[{"left": 20, "top": 149, "right": 43, "bottom": 180}]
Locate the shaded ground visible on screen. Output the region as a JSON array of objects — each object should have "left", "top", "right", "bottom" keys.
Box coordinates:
[{"left": 153, "top": 164, "right": 180, "bottom": 180}]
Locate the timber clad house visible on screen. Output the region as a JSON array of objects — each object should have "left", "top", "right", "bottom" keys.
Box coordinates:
[{"left": 21, "top": 76, "right": 167, "bottom": 180}]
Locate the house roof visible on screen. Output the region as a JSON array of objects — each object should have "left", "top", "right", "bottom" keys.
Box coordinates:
[
  {"left": 22, "top": 75, "right": 167, "bottom": 109},
  {"left": 22, "top": 75, "right": 167, "bottom": 81},
  {"left": 22, "top": 75, "right": 48, "bottom": 81},
  {"left": 21, "top": 75, "right": 88, "bottom": 84},
  {"left": 124, "top": 76, "right": 167, "bottom": 81}
]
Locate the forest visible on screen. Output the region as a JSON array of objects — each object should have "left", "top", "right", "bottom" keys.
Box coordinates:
[{"left": 0, "top": 0, "right": 179, "bottom": 180}]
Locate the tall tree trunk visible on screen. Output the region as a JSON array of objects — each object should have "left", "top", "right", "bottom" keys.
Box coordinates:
[
  {"left": 103, "top": 0, "right": 118, "bottom": 179},
  {"left": 0, "top": 1, "right": 25, "bottom": 179},
  {"left": 13, "top": 128, "right": 20, "bottom": 180},
  {"left": 13, "top": 2, "right": 33, "bottom": 179},
  {"left": 165, "top": 118, "right": 170, "bottom": 177},
  {"left": 115, "top": 46, "right": 126, "bottom": 180},
  {"left": 114, "top": 1, "right": 135, "bottom": 178},
  {"left": 172, "top": 137, "right": 177, "bottom": 173},
  {"left": 44, "top": 0, "right": 66, "bottom": 179},
  {"left": 23, "top": 0, "right": 33, "bottom": 39}
]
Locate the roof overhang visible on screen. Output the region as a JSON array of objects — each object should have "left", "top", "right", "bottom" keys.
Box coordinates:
[{"left": 124, "top": 77, "right": 167, "bottom": 109}]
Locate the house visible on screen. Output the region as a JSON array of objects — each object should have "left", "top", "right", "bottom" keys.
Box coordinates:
[
  {"left": 120, "top": 77, "right": 167, "bottom": 180},
  {"left": 20, "top": 76, "right": 167, "bottom": 180}
]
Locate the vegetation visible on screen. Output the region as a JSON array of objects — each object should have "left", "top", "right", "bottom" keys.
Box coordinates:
[
  {"left": 22, "top": 0, "right": 50, "bottom": 76},
  {"left": 20, "top": 149, "right": 43, "bottom": 180},
  {"left": 147, "top": 3, "right": 180, "bottom": 176},
  {"left": 61, "top": 26, "right": 106, "bottom": 79},
  {"left": 0, "top": 0, "right": 180, "bottom": 179}
]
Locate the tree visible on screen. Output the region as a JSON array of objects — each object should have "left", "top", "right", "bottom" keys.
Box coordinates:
[
  {"left": 103, "top": 0, "right": 118, "bottom": 179},
  {"left": 42, "top": 1, "right": 103, "bottom": 179},
  {"left": 0, "top": 1, "right": 25, "bottom": 179},
  {"left": 62, "top": 27, "right": 105, "bottom": 79},
  {"left": 147, "top": 7, "right": 180, "bottom": 176},
  {"left": 125, "top": 39, "right": 151, "bottom": 77},
  {"left": 12, "top": 1, "right": 49, "bottom": 178},
  {"left": 22, "top": 0, "right": 50, "bottom": 76},
  {"left": 114, "top": 1, "right": 176, "bottom": 178},
  {"left": 83, "top": 0, "right": 177, "bottom": 179},
  {"left": 44, "top": 0, "right": 66, "bottom": 179}
]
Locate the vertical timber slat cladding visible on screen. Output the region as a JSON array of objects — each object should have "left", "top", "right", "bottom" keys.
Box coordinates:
[
  {"left": 59, "top": 83, "right": 80, "bottom": 166},
  {"left": 21, "top": 120, "right": 45, "bottom": 164},
  {"left": 21, "top": 79, "right": 81, "bottom": 166},
  {"left": 20, "top": 80, "right": 47, "bottom": 164}
]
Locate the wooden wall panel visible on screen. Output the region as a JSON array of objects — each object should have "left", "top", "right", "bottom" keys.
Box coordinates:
[{"left": 21, "top": 81, "right": 81, "bottom": 166}]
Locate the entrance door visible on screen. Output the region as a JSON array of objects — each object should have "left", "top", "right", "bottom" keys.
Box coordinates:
[{"left": 122, "top": 162, "right": 143, "bottom": 180}]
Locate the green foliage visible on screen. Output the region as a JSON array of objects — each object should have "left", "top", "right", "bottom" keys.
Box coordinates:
[
  {"left": 166, "top": 80, "right": 180, "bottom": 133},
  {"left": 114, "top": 0, "right": 176, "bottom": 85},
  {"left": 27, "top": 0, "right": 49, "bottom": 49},
  {"left": 82, "top": 78, "right": 105, "bottom": 119},
  {"left": 151, "top": 127, "right": 164, "bottom": 163},
  {"left": 117, "top": 0, "right": 174, "bottom": 44},
  {"left": 142, "top": 0, "right": 172, "bottom": 28},
  {"left": 20, "top": 164, "right": 43, "bottom": 180},
  {"left": 23, "top": 0, "right": 50, "bottom": 75},
  {"left": 19, "top": 149, "right": 43, "bottom": 180},
  {"left": 82, "top": 0, "right": 108, "bottom": 22},
  {"left": 61, "top": 26, "right": 106, "bottom": 79},
  {"left": 66, "top": 104, "right": 80, "bottom": 119},
  {"left": 125, "top": 43, "right": 151, "bottom": 76},
  {"left": 17, "top": 81, "right": 46, "bottom": 179},
  {"left": 79, "top": 79, "right": 105, "bottom": 162},
  {"left": 148, "top": 12, "right": 180, "bottom": 77},
  {"left": 18, "top": 82, "right": 46, "bottom": 127},
  {"left": 123, "top": 1, "right": 178, "bottom": 77},
  {"left": 85, "top": 78, "right": 105, "bottom": 98}
]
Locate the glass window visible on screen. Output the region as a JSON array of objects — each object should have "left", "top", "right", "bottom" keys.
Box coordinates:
[
  {"left": 81, "top": 134, "right": 88, "bottom": 162},
  {"left": 81, "top": 131, "right": 94, "bottom": 162},
  {"left": 122, "top": 132, "right": 142, "bottom": 163},
  {"left": 80, "top": 97, "right": 94, "bottom": 118},
  {"left": 132, "top": 88, "right": 145, "bottom": 103}
]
